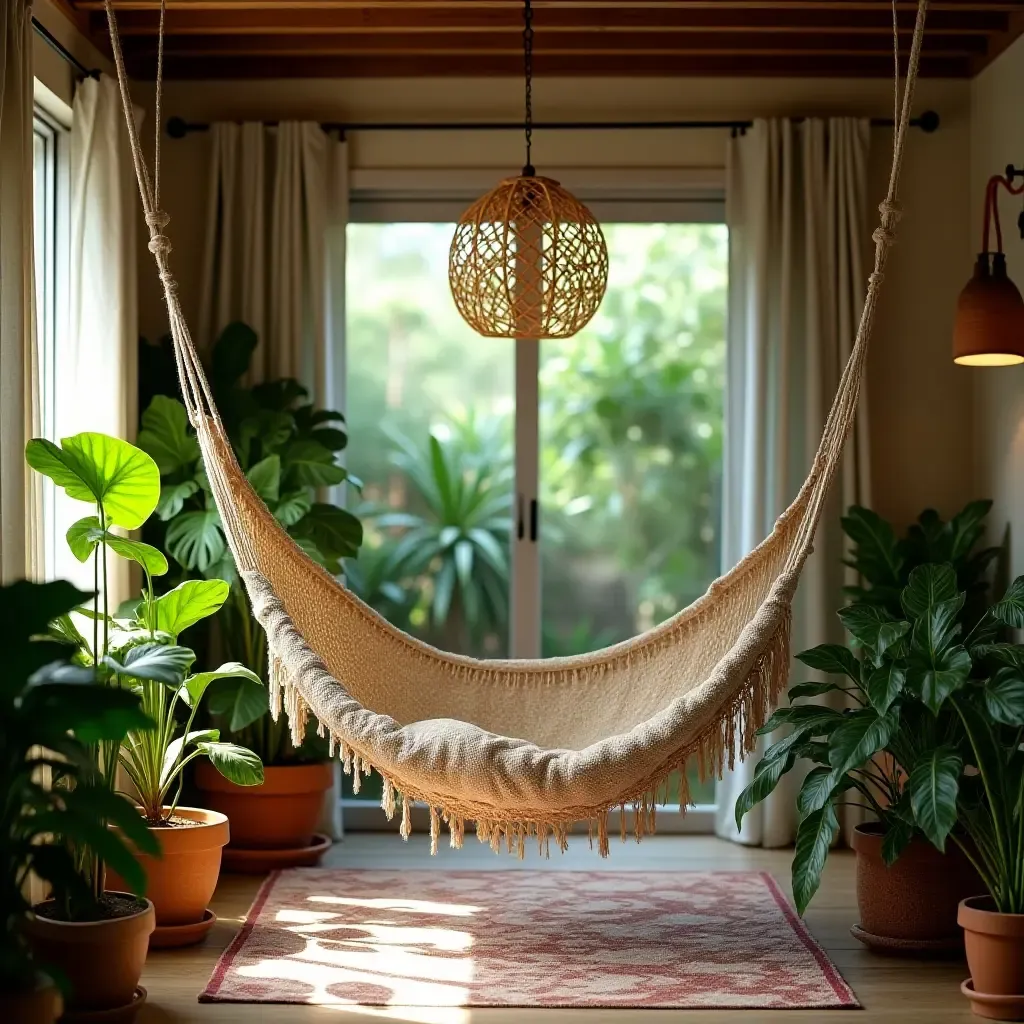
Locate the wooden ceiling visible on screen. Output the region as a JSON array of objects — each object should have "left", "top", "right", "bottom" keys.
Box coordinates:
[{"left": 63, "top": 1, "right": 1024, "bottom": 79}]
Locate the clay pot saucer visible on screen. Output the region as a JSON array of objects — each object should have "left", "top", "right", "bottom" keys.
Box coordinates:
[
  {"left": 61, "top": 987, "right": 146, "bottom": 1024},
  {"left": 150, "top": 908, "right": 216, "bottom": 949},
  {"left": 222, "top": 833, "right": 331, "bottom": 874},
  {"left": 851, "top": 923, "right": 965, "bottom": 958},
  {"left": 961, "top": 979, "right": 1024, "bottom": 1021}
]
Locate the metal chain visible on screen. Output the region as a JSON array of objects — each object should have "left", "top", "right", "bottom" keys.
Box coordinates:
[{"left": 522, "top": 0, "right": 534, "bottom": 176}]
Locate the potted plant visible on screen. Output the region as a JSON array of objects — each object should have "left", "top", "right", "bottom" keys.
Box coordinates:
[
  {"left": 25, "top": 432, "right": 265, "bottom": 948},
  {"left": 138, "top": 322, "right": 362, "bottom": 862},
  {"left": 3, "top": 579, "right": 159, "bottom": 1020},
  {"left": 736, "top": 563, "right": 987, "bottom": 949}
]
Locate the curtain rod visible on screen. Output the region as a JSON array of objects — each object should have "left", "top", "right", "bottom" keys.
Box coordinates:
[
  {"left": 166, "top": 110, "right": 940, "bottom": 140},
  {"left": 32, "top": 17, "right": 100, "bottom": 81}
]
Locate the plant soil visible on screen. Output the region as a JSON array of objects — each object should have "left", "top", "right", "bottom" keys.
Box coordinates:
[
  {"left": 33, "top": 892, "right": 148, "bottom": 922},
  {"left": 146, "top": 814, "right": 202, "bottom": 828}
]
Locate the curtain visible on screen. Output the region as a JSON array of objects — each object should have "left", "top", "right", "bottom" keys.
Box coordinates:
[
  {"left": 51, "top": 74, "right": 138, "bottom": 606},
  {"left": 0, "top": 0, "right": 40, "bottom": 585},
  {"left": 199, "top": 123, "right": 348, "bottom": 836},
  {"left": 199, "top": 121, "right": 340, "bottom": 406},
  {"left": 715, "top": 118, "right": 871, "bottom": 847}
]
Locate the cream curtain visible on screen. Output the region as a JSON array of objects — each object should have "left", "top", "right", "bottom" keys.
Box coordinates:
[
  {"left": 51, "top": 74, "right": 138, "bottom": 605},
  {"left": 0, "top": 0, "right": 40, "bottom": 585},
  {"left": 199, "top": 122, "right": 349, "bottom": 836},
  {"left": 716, "top": 118, "right": 871, "bottom": 847},
  {"left": 199, "top": 121, "right": 340, "bottom": 406}
]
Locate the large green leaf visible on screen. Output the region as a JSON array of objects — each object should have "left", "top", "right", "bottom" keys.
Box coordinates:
[
  {"left": 828, "top": 708, "right": 898, "bottom": 778},
  {"left": 901, "top": 563, "right": 959, "bottom": 619},
  {"left": 795, "top": 644, "right": 860, "bottom": 681},
  {"left": 840, "top": 506, "right": 903, "bottom": 584},
  {"left": 197, "top": 741, "right": 264, "bottom": 786},
  {"left": 865, "top": 662, "right": 906, "bottom": 715},
  {"left": 985, "top": 669, "right": 1024, "bottom": 726},
  {"left": 284, "top": 439, "right": 347, "bottom": 488},
  {"left": 974, "top": 644, "right": 1024, "bottom": 670},
  {"left": 910, "top": 645, "right": 972, "bottom": 715},
  {"left": 142, "top": 579, "right": 231, "bottom": 638},
  {"left": 137, "top": 395, "right": 200, "bottom": 474},
  {"left": 911, "top": 595, "right": 965, "bottom": 661},
  {"left": 66, "top": 515, "right": 105, "bottom": 562},
  {"left": 837, "top": 604, "right": 909, "bottom": 661},
  {"left": 205, "top": 671, "right": 270, "bottom": 731},
  {"left": 20, "top": 682, "right": 153, "bottom": 743},
  {"left": 180, "top": 662, "right": 262, "bottom": 711},
  {"left": 246, "top": 455, "right": 281, "bottom": 503},
  {"left": 26, "top": 433, "right": 160, "bottom": 529},
  {"left": 291, "top": 503, "right": 362, "bottom": 560},
  {"left": 785, "top": 681, "right": 846, "bottom": 700},
  {"left": 908, "top": 746, "right": 961, "bottom": 851},
  {"left": 156, "top": 479, "right": 200, "bottom": 521},
  {"left": 1, "top": 579, "right": 91, "bottom": 638},
  {"left": 734, "top": 751, "right": 796, "bottom": 831},
  {"left": 757, "top": 704, "right": 844, "bottom": 738},
  {"left": 105, "top": 535, "right": 169, "bottom": 578},
  {"left": 881, "top": 816, "right": 915, "bottom": 866},
  {"left": 104, "top": 642, "right": 195, "bottom": 687},
  {"left": 166, "top": 509, "right": 226, "bottom": 573},
  {"left": 796, "top": 766, "right": 841, "bottom": 820},
  {"left": 792, "top": 802, "right": 840, "bottom": 914},
  {"left": 273, "top": 490, "right": 312, "bottom": 527},
  {"left": 993, "top": 576, "right": 1024, "bottom": 629}
]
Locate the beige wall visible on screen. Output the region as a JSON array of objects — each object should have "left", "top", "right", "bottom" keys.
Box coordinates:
[
  {"left": 135, "top": 74, "right": 975, "bottom": 530},
  {"left": 972, "top": 36, "right": 1024, "bottom": 578}
]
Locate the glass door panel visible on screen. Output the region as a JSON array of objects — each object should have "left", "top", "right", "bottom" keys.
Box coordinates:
[{"left": 539, "top": 223, "right": 728, "bottom": 806}]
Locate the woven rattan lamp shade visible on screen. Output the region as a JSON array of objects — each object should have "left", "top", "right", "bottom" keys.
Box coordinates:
[{"left": 449, "top": 175, "right": 609, "bottom": 339}]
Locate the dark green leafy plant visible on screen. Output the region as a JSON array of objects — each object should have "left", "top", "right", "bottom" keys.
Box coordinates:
[
  {"left": 1, "top": 579, "right": 160, "bottom": 990},
  {"left": 842, "top": 501, "right": 999, "bottom": 624},
  {"left": 366, "top": 420, "right": 512, "bottom": 652},
  {"left": 138, "top": 323, "right": 362, "bottom": 766},
  {"left": 737, "top": 561, "right": 1024, "bottom": 915}
]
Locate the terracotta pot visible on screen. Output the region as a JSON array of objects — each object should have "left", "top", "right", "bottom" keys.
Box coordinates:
[
  {"left": 106, "top": 806, "right": 228, "bottom": 927},
  {"left": 196, "top": 761, "right": 332, "bottom": 849},
  {"left": 852, "top": 823, "right": 984, "bottom": 942},
  {"left": 0, "top": 973, "right": 63, "bottom": 1024},
  {"left": 24, "top": 895, "right": 153, "bottom": 1013},
  {"left": 960, "top": 896, "right": 1024, "bottom": 1016}
]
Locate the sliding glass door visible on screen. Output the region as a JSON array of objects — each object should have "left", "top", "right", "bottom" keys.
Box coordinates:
[{"left": 344, "top": 205, "right": 726, "bottom": 819}]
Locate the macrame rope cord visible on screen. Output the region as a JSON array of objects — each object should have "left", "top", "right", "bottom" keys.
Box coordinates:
[{"left": 98, "top": 0, "right": 929, "bottom": 851}]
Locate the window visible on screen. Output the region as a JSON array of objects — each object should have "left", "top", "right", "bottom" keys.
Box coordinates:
[
  {"left": 31, "top": 107, "right": 69, "bottom": 579},
  {"left": 343, "top": 187, "right": 726, "bottom": 828}
]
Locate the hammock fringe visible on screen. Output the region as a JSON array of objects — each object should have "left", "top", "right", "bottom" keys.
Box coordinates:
[{"left": 265, "top": 609, "right": 790, "bottom": 858}]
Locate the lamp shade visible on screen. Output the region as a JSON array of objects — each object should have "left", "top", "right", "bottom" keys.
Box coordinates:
[
  {"left": 449, "top": 175, "right": 609, "bottom": 340},
  {"left": 953, "top": 252, "right": 1024, "bottom": 366}
]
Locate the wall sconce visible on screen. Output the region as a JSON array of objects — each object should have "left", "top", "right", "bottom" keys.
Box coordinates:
[{"left": 953, "top": 169, "right": 1024, "bottom": 366}]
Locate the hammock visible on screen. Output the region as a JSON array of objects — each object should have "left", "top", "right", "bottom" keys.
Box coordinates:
[{"left": 101, "top": 0, "right": 928, "bottom": 856}]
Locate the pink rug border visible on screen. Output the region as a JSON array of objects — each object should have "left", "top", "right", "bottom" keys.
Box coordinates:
[{"left": 199, "top": 869, "right": 859, "bottom": 1008}]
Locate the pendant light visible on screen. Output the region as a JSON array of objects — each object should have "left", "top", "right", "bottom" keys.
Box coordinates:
[
  {"left": 448, "top": 0, "right": 608, "bottom": 340},
  {"left": 953, "top": 174, "right": 1024, "bottom": 366}
]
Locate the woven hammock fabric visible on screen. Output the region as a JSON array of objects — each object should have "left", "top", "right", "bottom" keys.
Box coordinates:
[{"left": 101, "top": 0, "right": 929, "bottom": 855}]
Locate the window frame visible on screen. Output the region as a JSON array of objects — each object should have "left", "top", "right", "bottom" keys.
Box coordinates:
[
  {"left": 342, "top": 175, "right": 724, "bottom": 835},
  {"left": 32, "top": 105, "right": 70, "bottom": 581}
]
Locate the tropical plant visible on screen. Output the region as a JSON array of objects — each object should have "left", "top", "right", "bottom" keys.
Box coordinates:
[
  {"left": 842, "top": 501, "right": 999, "bottom": 625},
  {"left": 25, "top": 432, "right": 265, "bottom": 826},
  {"left": 1, "top": 577, "right": 159, "bottom": 990},
  {"left": 736, "top": 561, "right": 1024, "bottom": 915},
  {"left": 365, "top": 417, "right": 512, "bottom": 652},
  {"left": 137, "top": 322, "right": 362, "bottom": 765}
]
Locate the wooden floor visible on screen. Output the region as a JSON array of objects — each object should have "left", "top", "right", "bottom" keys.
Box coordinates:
[{"left": 138, "top": 834, "right": 975, "bottom": 1023}]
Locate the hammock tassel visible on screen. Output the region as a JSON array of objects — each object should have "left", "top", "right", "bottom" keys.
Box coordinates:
[
  {"left": 429, "top": 806, "right": 441, "bottom": 855},
  {"left": 382, "top": 777, "right": 396, "bottom": 821},
  {"left": 400, "top": 795, "right": 412, "bottom": 840}
]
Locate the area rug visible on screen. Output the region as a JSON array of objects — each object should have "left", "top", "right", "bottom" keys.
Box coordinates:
[{"left": 200, "top": 869, "right": 858, "bottom": 1009}]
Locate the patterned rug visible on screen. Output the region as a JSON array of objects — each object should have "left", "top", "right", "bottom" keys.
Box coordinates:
[{"left": 201, "top": 869, "right": 858, "bottom": 1009}]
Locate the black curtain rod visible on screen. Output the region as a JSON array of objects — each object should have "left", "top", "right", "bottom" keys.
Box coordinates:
[
  {"left": 32, "top": 17, "right": 100, "bottom": 80},
  {"left": 167, "top": 110, "right": 940, "bottom": 140}
]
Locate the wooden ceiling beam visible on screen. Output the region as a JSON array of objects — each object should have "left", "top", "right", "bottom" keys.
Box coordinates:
[
  {"left": 127, "top": 30, "right": 987, "bottom": 56},
  {"left": 95, "top": 6, "right": 1010, "bottom": 34},
  {"left": 124, "top": 51, "right": 973, "bottom": 79},
  {"left": 73, "top": 1, "right": 1024, "bottom": 11}
]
